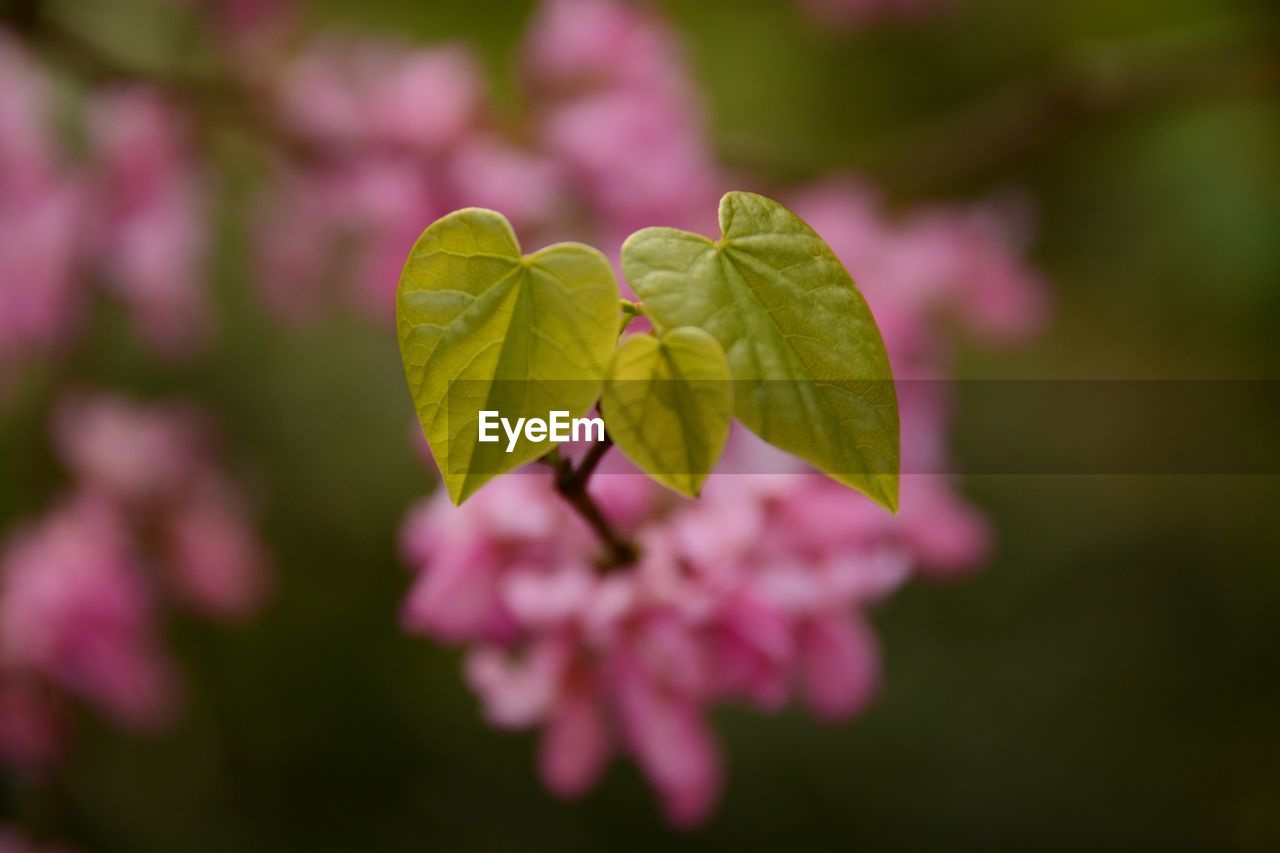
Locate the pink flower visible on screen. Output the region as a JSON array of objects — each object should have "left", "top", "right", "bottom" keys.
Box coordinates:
[
  {"left": 797, "top": 611, "right": 880, "bottom": 722},
  {"left": 465, "top": 638, "right": 570, "bottom": 728},
  {"left": 402, "top": 536, "right": 516, "bottom": 643},
  {"left": 391, "top": 161, "right": 1048, "bottom": 812},
  {"left": 898, "top": 475, "right": 991, "bottom": 576},
  {"left": 612, "top": 648, "right": 721, "bottom": 827},
  {"left": 53, "top": 392, "right": 205, "bottom": 506},
  {"left": 525, "top": 0, "right": 724, "bottom": 240},
  {"left": 340, "top": 159, "right": 442, "bottom": 318},
  {"left": 0, "top": 36, "right": 85, "bottom": 372},
  {"left": 790, "top": 179, "right": 1050, "bottom": 361},
  {"left": 524, "top": 0, "right": 689, "bottom": 100},
  {"left": 389, "top": 1, "right": 1051, "bottom": 827},
  {"left": 0, "top": 497, "right": 177, "bottom": 728},
  {"left": 252, "top": 171, "right": 340, "bottom": 324},
  {"left": 538, "top": 672, "right": 611, "bottom": 798},
  {"left": 541, "top": 91, "right": 720, "bottom": 235},
  {"left": 366, "top": 46, "right": 481, "bottom": 154},
  {"left": 161, "top": 478, "right": 271, "bottom": 619},
  {"left": 706, "top": 591, "right": 794, "bottom": 709},
  {"left": 254, "top": 154, "right": 442, "bottom": 322},
  {"left": 52, "top": 390, "right": 273, "bottom": 613},
  {"left": 87, "top": 88, "right": 211, "bottom": 356},
  {"left": 0, "top": 181, "right": 84, "bottom": 370},
  {"left": 445, "top": 138, "right": 565, "bottom": 229},
  {"left": 1, "top": 390, "right": 270, "bottom": 774},
  {"left": 278, "top": 39, "right": 481, "bottom": 154}
]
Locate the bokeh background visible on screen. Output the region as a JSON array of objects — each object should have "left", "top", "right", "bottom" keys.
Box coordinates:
[{"left": 1, "top": 0, "right": 1278, "bottom": 850}]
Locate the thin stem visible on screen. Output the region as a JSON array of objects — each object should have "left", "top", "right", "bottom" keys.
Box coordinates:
[
  {"left": 540, "top": 439, "right": 638, "bottom": 568},
  {"left": 571, "top": 433, "right": 614, "bottom": 490},
  {"left": 618, "top": 300, "right": 646, "bottom": 336}
]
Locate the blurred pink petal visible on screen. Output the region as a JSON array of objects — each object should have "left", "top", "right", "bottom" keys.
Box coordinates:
[
  {"left": 710, "top": 592, "right": 794, "bottom": 709},
  {"left": 162, "top": 479, "right": 271, "bottom": 619},
  {"left": 538, "top": 676, "right": 611, "bottom": 798},
  {"left": 87, "top": 88, "right": 211, "bottom": 356},
  {"left": 900, "top": 476, "right": 992, "bottom": 575},
  {"left": 367, "top": 46, "right": 481, "bottom": 153},
  {"left": 341, "top": 159, "right": 441, "bottom": 318},
  {"left": 502, "top": 563, "right": 595, "bottom": 629},
  {"left": 53, "top": 392, "right": 204, "bottom": 505},
  {"left": 542, "top": 91, "right": 718, "bottom": 233},
  {"left": 798, "top": 611, "right": 880, "bottom": 723},
  {"left": 464, "top": 639, "right": 569, "bottom": 728},
  {"left": 402, "top": 538, "right": 515, "bottom": 643},
  {"left": 613, "top": 652, "right": 721, "bottom": 827},
  {"left": 389, "top": 2, "right": 1053, "bottom": 827},
  {"left": 446, "top": 138, "right": 564, "bottom": 228},
  {"left": 524, "top": 0, "right": 689, "bottom": 99},
  {"left": 0, "top": 37, "right": 85, "bottom": 368},
  {"left": 398, "top": 497, "right": 438, "bottom": 568},
  {"left": 279, "top": 38, "right": 481, "bottom": 153},
  {"left": 0, "top": 181, "right": 84, "bottom": 366},
  {"left": 253, "top": 171, "right": 337, "bottom": 324}
]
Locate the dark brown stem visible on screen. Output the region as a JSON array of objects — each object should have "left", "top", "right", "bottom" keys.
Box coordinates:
[
  {"left": 570, "top": 434, "right": 614, "bottom": 489},
  {"left": 541, "top": 439, "right": 638, "bottom": 568}
]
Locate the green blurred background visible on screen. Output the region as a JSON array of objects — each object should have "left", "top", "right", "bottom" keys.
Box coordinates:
[{"left": 2, "top": 0, "right": 1278, "bottom": 849}]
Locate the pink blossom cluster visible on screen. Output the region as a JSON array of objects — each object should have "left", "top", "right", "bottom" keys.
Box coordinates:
[
  {"left": 390, "top": 1, "right": 1048, "bottom": 826},
  {"left": 521, "top": 0, "right": 724, "bottom": 242},
  {"left": 0, "top": 0, "right": 1048, "bottom": 831},
  {"left": 790, "top": 180, "right": 1049, "bottom": 361},
  {"left": 256, "top": 37, "right": 496, "bottom": 321},
  {"left": 253, "top": 0, "right": 723, "bottom": 322},
  {"left": 397, "top": 12, "right": 1047, "bottom": 824},
  {"left": 0, "top": 33, "right": 211, "bottom": 382},
  {"left": 401, "top": 447, "right": 998, "bottom": 825},
  {"left": 0, "top": 392, "right": 269, "bottom": 777}
]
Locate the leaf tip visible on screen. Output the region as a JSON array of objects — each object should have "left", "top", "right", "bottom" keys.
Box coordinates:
[{"left": 876, "top": 475, "right": 900, "bottom": 514}]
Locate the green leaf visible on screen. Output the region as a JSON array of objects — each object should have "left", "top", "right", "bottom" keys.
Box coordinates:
[
  {"left": 602, "top": 327, "right": 733, "bottom": 498},
  {"left": 397, "top": 208, "right": 619, "bottom": 504},
  {"left": 621, "top": 191, "right": 899, "bottom": 511}
]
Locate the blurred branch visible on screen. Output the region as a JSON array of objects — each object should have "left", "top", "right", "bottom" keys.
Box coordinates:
[
  {"left": 879, "top": 33, "right": 1280, "bottom": 195},
  {"left": 5, "top": 5, "right": 231, "bottom": 99},
  {"left": 1, "top": 1, "right": 320, "bottom": 162}
]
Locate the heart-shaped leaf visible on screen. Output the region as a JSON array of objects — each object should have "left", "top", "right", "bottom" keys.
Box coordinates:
[
  {"left": 397, "top": 208, "right": 619, "bottom": 504},
  {"left": 621, "top": 191, "right": 899, "bottom": 510},
  {"left": 602, "top": 327, "right": 733, "bottom": 498}
]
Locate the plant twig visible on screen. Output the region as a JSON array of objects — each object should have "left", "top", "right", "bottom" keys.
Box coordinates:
[
  {"left": 571, "top": 433, "right": 614, "bottom": 488},
  {"left": 2, "top": 3, "right": 327, "bottom": 163},
  {"left": 878, "top": 31, "right": 1280, "bottom": 195},
  {"left": 540, "top": 439, "right": 638, "bottom": 568}
]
